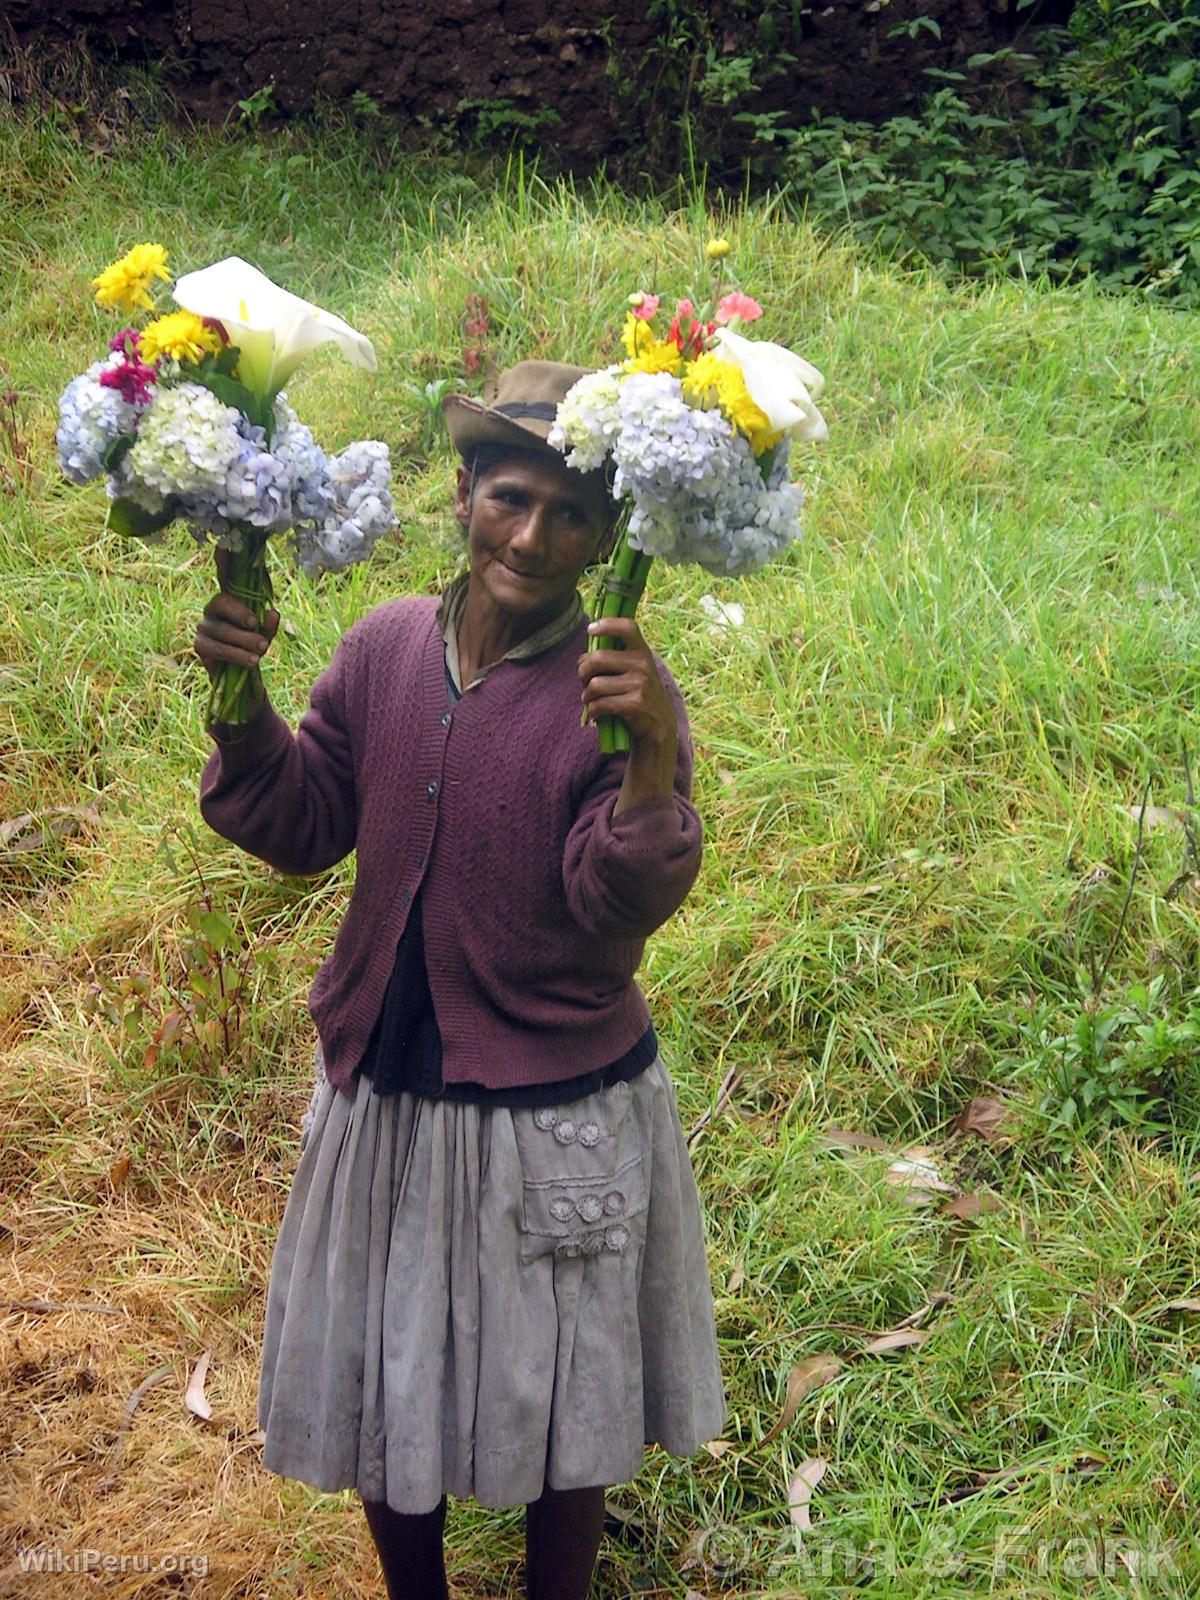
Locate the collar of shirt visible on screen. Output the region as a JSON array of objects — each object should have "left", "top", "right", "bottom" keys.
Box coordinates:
[{"left": 436, "top": 568, "right": 585, "bottom": 695}]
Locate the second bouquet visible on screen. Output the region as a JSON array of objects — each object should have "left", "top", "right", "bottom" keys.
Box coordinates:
[
  {"left": 547, "top": 261, "right": 828, "bottom": 752},
  {"left": 56, "top": 244, "right": 396, "bottom": 726}
]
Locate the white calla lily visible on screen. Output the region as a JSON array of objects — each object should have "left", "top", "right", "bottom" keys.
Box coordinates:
[
  {"left": 710, "top": 326, "right": 828, "bottom": 443},
  {"left": 172, "top": 256, "right": 377, "bottom": 401}
]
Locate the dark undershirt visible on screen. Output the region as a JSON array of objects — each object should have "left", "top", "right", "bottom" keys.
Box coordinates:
[{"left": 356, "top": 652, "right": 658, "bottom": 1107}]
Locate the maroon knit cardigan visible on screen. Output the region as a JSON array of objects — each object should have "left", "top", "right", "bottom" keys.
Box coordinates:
[{"left": 199, "top": 595, "right": 702, "bottom": 1096}]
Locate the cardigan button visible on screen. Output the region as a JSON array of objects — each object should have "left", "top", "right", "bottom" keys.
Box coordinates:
[
  {"left": 426, "top": 780, "right": 438, "bottom": 799},
  {"left": 440, "top": 711, "right": 451, "bottom": 727}
]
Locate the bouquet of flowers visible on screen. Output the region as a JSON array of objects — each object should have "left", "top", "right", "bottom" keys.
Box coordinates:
[
  {"left": 547, "top": 242, "right": 827, "bottom": 752},
  {"left": 56, "top": 243, "right": 395, "bottom": 725}
]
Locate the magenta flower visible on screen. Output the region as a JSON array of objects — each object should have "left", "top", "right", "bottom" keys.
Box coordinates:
[
  {"left": 715, "top": 291, "right": 763, "bottom": 325},
  {"left": 98, "top": 333, "right": 158, "bottom": 406},
  {"left": 108, "top": 326, "right": 142, "bottom": 356}
]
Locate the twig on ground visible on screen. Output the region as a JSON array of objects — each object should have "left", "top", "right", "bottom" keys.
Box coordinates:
[
  {"left": 686, "top": 1064, "right": 739, "bottom": 1144},
  {"left": 94, "top": 1362, "right": 174, "bottom": 1494}
]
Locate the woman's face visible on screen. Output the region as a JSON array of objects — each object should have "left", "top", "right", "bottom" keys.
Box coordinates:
[{"left": 454, "top": 450, "right": 613, "bottom": 624}]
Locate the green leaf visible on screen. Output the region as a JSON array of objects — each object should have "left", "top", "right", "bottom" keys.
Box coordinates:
[
  {"left": 196, "top": 909, "right": 237, "bottom": 951},
  {"left": 101, "top": 433, "right": 136, "bottom": 472},
  {"left": 106, "top": 496, "right": 175, "bottom": 540}
]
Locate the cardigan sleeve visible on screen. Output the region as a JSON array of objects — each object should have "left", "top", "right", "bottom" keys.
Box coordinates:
[
  {"left": 561, "top": 661, "right": 702, "bottom": 941},
  {"left": 198, "top": 631, "right": 358, "bottom": 875}
]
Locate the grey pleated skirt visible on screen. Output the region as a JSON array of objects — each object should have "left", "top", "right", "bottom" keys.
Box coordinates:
[{"left": 256, "top": 1047, "right": 728, "bottom": 1515}]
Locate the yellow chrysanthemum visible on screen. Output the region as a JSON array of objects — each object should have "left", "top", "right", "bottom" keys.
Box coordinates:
[
  {"left": 705, "top": 237, "right": 730, "bottom": 259},
  {"left": 621, "top": 314, "right": 681, "bottom": 376},
  {"left": 91, "top": 243, "right": 170, "bottom": 313},
  {"left": 139, "top": 311, "right": 223, "bottom": 366},
  {"left": 682, "top": 352, "right": 781, "bottom": 455},
  {"left": 624, "top": 340, "right": 682, "bottom": 377}
]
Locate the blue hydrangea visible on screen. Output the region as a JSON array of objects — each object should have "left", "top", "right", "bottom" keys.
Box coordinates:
[
  {"left": 58, "top": 366, "right": 395, "bottom": 577},
  {"left": 272, "top": 397, "right": 335, "bottom": 524},
  {"left": 588, "top": 370, "right": 802, "bottom": 576},
  {"left": 56, "top": 360, "right": 143, "bottom": 484},
  {"left": 177, "top": 415, "right": 294, "bottom": 546},
  {"left": 290, "top": 439, "right": 395, "bottom": 577}
]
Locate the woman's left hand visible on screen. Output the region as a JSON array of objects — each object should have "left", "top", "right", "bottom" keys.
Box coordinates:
[{"left": 578, "top": 617, "right": 679, "bottom": 811}]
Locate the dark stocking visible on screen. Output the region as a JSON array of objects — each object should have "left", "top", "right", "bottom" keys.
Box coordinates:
[
  {"left": 361, "top": 1492, "right": 450, "bottom": 1600},
  {"left": 524, "top": 1480, "right": 607, "bottom": 1600}
]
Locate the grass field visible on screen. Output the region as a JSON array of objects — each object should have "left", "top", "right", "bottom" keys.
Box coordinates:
[{"left": 2, "top": 96, "right": 1200, "bottom": 1598}]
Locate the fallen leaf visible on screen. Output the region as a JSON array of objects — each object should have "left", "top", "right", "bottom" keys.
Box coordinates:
[
  {"left": 107, "top": 1155, "right": 131, "bottom": 1189},
  {"left": 940, "top": 1191, "right": 1001, "bottom": 1221},
  {"left": 861, "top": 1330, "right": 930, "bottom": 1354},
  {"left": 602, "top": 1499, "right": 647, "bottom": 1541},
  {"left": 819, "top": 1127, "right": 893, "bottom": 1153},
  {"left": 884, "top": 1156, "right": 956, "bottom": 1194},
  {"left": 678, "top": 1528, "right": 706, "bottom": 1569},
  {"left": 703, "top": 1439, "right": 736, "bottom": 1457},
  {"left": 939, "top": 1450, "right": 1108, "bottom": 1505},
  {"left": 761, "top": 1355, "right": 843, "bottom": 1444},
  {"left": 1118, "top": 803, "right": 1186, "bottom": 831},
  {"left": 0, "top": 804, "right": 101, "bottom": 857},
  {"left": 185, "top": 1349, "right": 214, "bottom": 1422},
  {"left": 726, "top": 1259, "right": 745, "bottom": 1293},
  {"left": 953, "top": 1096, "right": 1012, "bottom": 1142},
  {"left": 787, "top": 1457, "right": 827, "bottom": 1530},
  {"left": 698, "top": 594, "right": 746, "bottom": 633},
  {"left": 1155, "top": 1299, "right": 1200, "bottom": 1316}
]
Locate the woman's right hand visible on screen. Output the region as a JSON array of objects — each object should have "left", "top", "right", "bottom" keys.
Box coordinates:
[{"left": 194, "top": 548, "right": 280, "bottom": 686}]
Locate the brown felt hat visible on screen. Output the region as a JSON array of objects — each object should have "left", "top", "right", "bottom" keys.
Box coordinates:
[{"left": 442, "top": 360, "right": 592, "bottom": 460}]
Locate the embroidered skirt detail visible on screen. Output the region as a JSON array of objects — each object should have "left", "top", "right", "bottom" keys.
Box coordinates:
[{"left": 256, "top": 1049, "right": 728, "bottom": 1514}]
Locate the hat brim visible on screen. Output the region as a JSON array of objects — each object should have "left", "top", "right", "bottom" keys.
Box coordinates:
[{"left": 442, "top": 395, "right": 561, "bottom": 461}]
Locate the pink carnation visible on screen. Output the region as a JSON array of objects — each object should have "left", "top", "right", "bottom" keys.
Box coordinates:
[
  {"left": 715, "top": 291, "right": 763, "bottom": 325},
  {"left": 629, "top": 292, "right": 660, "bottom": 320}
]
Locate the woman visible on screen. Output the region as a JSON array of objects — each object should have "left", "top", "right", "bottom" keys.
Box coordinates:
[{"left": 195, "top": 361, "right": 727, "bottom": 1599}]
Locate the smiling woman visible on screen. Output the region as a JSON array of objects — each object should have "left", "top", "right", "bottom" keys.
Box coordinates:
[
  {"left": 452, "top": 448, "right": 613, "bottom": 684},
  {"left": 193, "top": 358, "right": 727, "bottom": 1598}
]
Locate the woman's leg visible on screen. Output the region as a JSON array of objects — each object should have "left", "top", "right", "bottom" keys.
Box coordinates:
[
  {"left": 361, "top": 1492, "right": 449, "bottom": 1600},
  {"left": 524, "top": 1480, "right": 607, "bottom": 1600}
]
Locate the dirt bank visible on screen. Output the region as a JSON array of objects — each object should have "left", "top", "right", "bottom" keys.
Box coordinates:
[{"left": 3, "top": 0, "right": 1065, "bottom": 170}]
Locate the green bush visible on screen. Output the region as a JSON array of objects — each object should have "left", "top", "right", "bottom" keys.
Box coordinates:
[{"left": 661, "top": 0, "right": 1200, "bottom": 304}]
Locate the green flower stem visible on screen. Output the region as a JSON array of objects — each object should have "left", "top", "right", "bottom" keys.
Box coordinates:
[
  {"left": 205, "top": 527, "right": 274, "bottom": 729},
  {"left": 586, "top": 512, "right": 654, "bottom": 754}
]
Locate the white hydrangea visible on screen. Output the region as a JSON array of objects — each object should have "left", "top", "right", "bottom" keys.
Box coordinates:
[
  {"left": 106, "top": 452, "right": 168, "bottom": 516},
  {"left": 127, "top": 382, "right": 242, "bottom": 499},
  {"left": 547, "top": 366, "right": 624, "bottom": 472}
]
